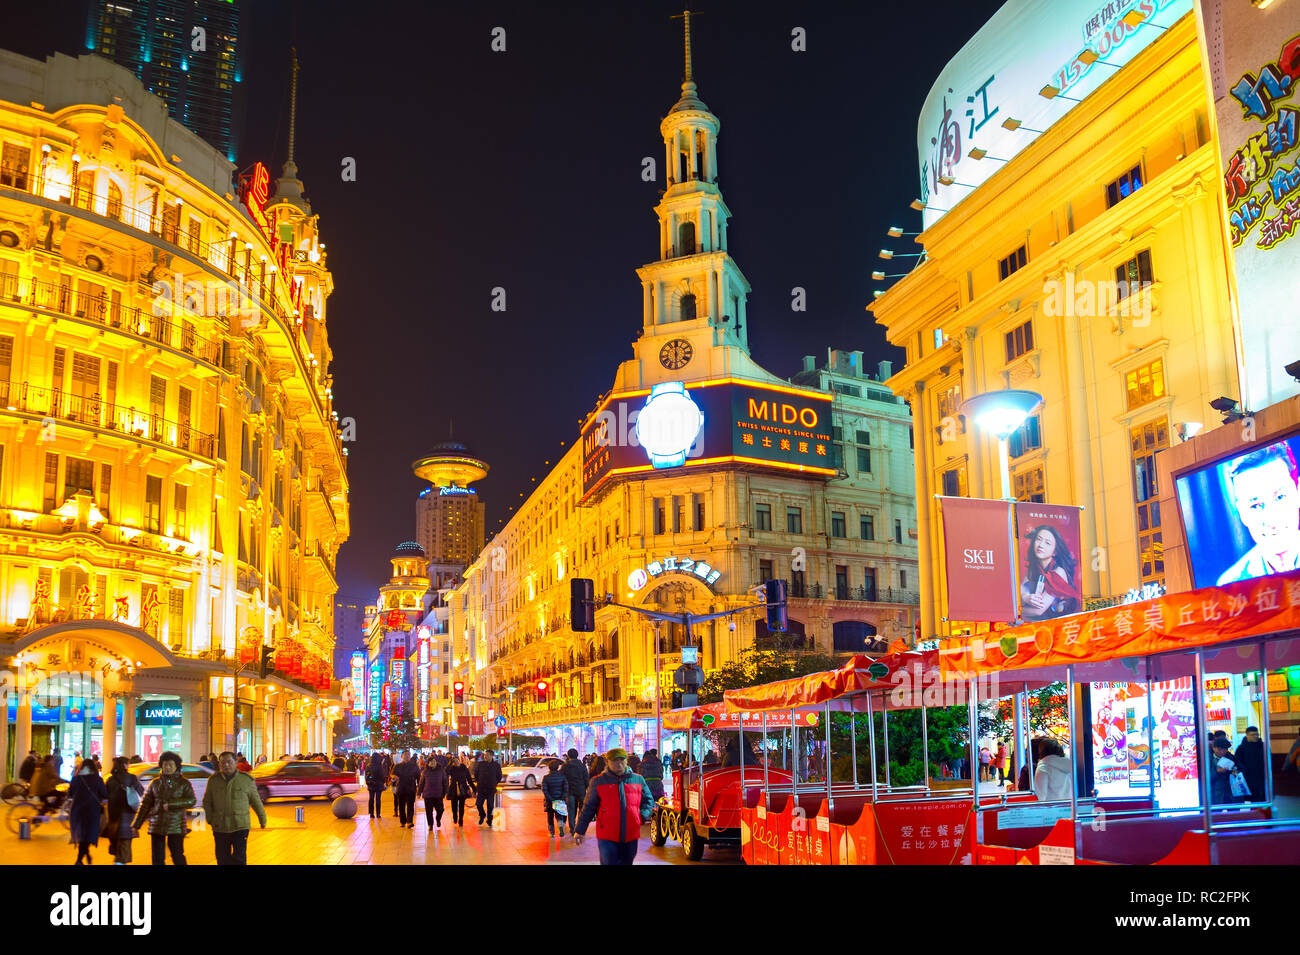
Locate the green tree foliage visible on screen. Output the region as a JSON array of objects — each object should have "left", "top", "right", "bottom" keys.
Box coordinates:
[
  {"left": 364, "top": 703, "right": 421, "bottom": 751},
  {"left": 697, "top": 647, "right": 841, "bottom": 705}
]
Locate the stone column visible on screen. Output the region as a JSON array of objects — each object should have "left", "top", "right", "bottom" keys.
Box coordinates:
[
  {"left": 180, "top": 693, "right": 195, "bottom": 762},
  {"left": 706, "top": 135, "right": 717, "bottom": 183},
  {"left": 912, "top": 382, "right": 937, "bottom": 641},
  {"left": 15, "top": 684, "right": 32, "bottom": 763},
  {"left": 686, "top": 128, "right": 697, "bottom": 179},
  {"left": 642, "top": 283, "right": 652, "bottom": 326},
  {"left": 121, "top": 694, "right": 137, "bottom": 760},
  {"left": 101, "top": 691, "right": 118, "bottom": 768},
  {"left": 0, "top": 680, "right": 9, "bottom": 780}
]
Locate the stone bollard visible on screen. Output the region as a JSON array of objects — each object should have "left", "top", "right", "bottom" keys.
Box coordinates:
[
  {"left": 295, "top": 806, "right": 304, "bottom": 823},
  {"left": 19, "top": 819, "right": 30, "bottom": 840}
]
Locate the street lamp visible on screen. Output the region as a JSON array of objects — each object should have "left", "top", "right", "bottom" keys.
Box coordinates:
[
  {"left": 960, "top": 389, "right": 1043, "bottom": 501},
  {"left": 505, "top": 685, "right": 516, "bottom": 758}
]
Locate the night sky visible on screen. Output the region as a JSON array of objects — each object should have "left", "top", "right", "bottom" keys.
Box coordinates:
[{"left": 12, "top": 0, "right": 1004, "bottom": 606}]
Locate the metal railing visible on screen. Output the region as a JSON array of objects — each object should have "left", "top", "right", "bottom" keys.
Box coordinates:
[
  {"left": 1, "top": 381, "right": 215, "bottom": 458},
  {"left": 0, "top": 274, "right": 223, "bottom": 366},
  {"left": 784, "top": 580, "right": 919, "bottom": 604}
]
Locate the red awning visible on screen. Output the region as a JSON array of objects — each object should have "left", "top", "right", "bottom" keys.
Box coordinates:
[
  {"left": 660, "top": 701, "right": 820, "bottom": 730},
  {"left": 722, "top": 650, "right": 940, "bottom": 713}
]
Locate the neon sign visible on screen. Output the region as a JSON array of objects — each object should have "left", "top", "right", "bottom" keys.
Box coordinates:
[
  {"left": 629, "top": 556, "right": 721, "bottom": 589},
  {"left": 350, "top": 652, "right": 366, "bottom": 715},
  {"left": 368, "top": 660, "right": 381, "bottom": 717},
  {"left": 438, "top": 486, "right": 477, "bottom": 496}
]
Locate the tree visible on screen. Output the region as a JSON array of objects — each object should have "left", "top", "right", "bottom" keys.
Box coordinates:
[
  {"left": 364, "top": 703, "right": 421, "bottom": 751},
  {"left": 697, "top": 646, "right": 840, "bottom": 704}
]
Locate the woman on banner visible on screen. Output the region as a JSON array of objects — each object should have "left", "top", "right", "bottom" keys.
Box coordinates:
[{"left": 1020, "top": 525, "right": 1081, "bottom": 621}]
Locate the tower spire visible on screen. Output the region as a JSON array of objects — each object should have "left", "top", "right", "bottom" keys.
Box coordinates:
[
  {"left": 287, "top": 47, "right": 300, "bottom": 165},
  {"left": 669, "top": 10, "right": 706, "bottom": 112},
  {"left": 271, "top": 46, "right": 309, "bottom": 211},
  {"left": 683, "top": 9, "right": 694, "bottom": 83}
]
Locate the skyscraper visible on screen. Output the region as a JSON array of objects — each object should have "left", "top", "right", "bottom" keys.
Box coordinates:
[
  {"left": 412, "top": 442, "right": 488, "bottom": 568},
  {"left": 85, "top": 0, "right": 247, "bottom": 161}
]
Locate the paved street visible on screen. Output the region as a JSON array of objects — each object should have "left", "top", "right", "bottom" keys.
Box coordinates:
[{"left": 3, "top": 787, "right": 738, "bottom": 866}]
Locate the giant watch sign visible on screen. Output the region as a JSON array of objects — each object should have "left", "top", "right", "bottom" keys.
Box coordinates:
[{"left": 580, "top": 378, "right": 834, "bottom": 500}]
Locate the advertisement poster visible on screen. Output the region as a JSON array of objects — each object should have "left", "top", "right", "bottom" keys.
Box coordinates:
[
  {"left": 1015, "top": 503, "right": 1084, "bottom": 622},
  {"left": 1091, "top": 683, "right": 1130, "bottom": 790},
  {"left": 1125, "top": 691, "right": 1155, "bottom": 788},
  {"left": 1175, "top": 435, "right": 1300, "bottom": 586},
  {"left": 1195, "top": 0, "right": 1300, "bottom": 412},
  {"left": 940, "top": 497, "right": 1017, "bottom": 623}
]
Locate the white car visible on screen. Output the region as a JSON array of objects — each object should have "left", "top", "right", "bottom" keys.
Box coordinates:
[{"left": 503, "top": 756, "right": 564, "bottom": 790}]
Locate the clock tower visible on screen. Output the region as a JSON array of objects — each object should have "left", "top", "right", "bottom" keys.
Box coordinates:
[{"left": 615, "top": 11, "right": 777, "bottom": 393}]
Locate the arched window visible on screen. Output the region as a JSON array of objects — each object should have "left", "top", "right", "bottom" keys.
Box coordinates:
[
  {"left": 106, "top": 180, "right": 123, "bottom": 220},
  {"left": 680, "top": 292, "right": 696, "bottom": 321},
  {"left": 677, "top": 221, "right": 695, "bottom": 256}
]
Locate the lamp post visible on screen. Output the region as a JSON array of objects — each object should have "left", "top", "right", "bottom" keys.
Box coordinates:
[
  {"left": 505, "top": 685, "right": 516, "bottom": 760},
  {"left": 959, "top": 389, "right": 1043, "bottom": 502}
]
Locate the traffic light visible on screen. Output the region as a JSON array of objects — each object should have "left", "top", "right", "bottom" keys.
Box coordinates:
[
  {"left": 571, "top": 577, "right": 595, "bottom": 631},
  {"left": 535, "top": 680, "right": 548, "bottom": 705},
  {"left": 453, "top": 681, "right": 464, "bottom": 705},
  {"left": 259, "top": 645, "right": 274, "bottom": 678},
  {"left": 765, "top": 578, "right": 788, "bottom": 632},
  {"left": 671, "top": 691, "right": 683, "bottom": 709}
]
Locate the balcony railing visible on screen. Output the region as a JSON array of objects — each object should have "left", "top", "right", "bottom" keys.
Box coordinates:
[
  {"left": 0, "top": 274, "right": 223, "bottom": 366},
  {"left": 785, "top": 580, "right": 919, "bottom": 604},
  {"left": 1, "top": 382, "right": 216, "bottom": 458}
]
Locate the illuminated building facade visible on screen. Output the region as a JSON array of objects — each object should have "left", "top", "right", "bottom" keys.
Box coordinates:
[
  {"left": 85, "top": 0, "right": 248, "bottom": 162},
  {"left": 448, "top": 22, "right": 919, "bottom": 755},
  {"left": 413, "top": 442, "right": 487, "bottom": 569},
  {"left": 361, "top": 543, "right": 430, "bottom": 734},
  {"left": 0, "top": 51, "right": 349, "bottom": 774},
  {"left": 870, "top": 6, "right": 1241, "bottom": 642}
]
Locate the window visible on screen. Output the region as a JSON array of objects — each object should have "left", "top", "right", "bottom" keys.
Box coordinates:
[
  {"left": 145, "top": 476, "right": 162, "bottom": 534},
  {"left": 168, "top": 589, "right": 185, "bottom": 648},
  {"left": 1131, "top": 419, "right": 1169, "bottom": 584},
  {"left": 754, "top": 503, "right": 772, "bottom": 531},
  {"left": 998, "top": 244, "right": 1027, "bottom": 281},
  {"left": 1014, "top": 467, "right": 1045, "bottom": 503},
  {"left": 791, "top": 569, "right": 806, "bottom": 596},
  {"left": 43, "top": 453, "right": 58, "bottom": 511},
  {"left": 653, "top": 499, "right": 665, "bottom": 536},
  {"left": 1106, "top": 164, "right": 1144, "bottom": 208},
  {"left": 894, "top": 519, "right": 903, "bottom": 544},
  {"left": 864, "top": 568, "right": 877, "bottom": 599},
  {"left": 786, "top": 507, "right": 803, "bottom": 534},
  {"left": 832, "top": 443, "right": 844, "bottom": 470},
  {"left": 758, "top": 559, "right": 773, "bottom": 582},
  {"left": 900, "top": 570, "right": 908, "bottom": 590},
  {"left": 675, "top": 498, "right": 685, "bottom": 533},
  {"left": 1125, "top": 358, "right": 1166, "bottom": 410},
  {"left": 1004, "top": 320, "right": 1034, "bottom": 363},
  {"left": 857, "top": 448, "right": 872, "bottom": 473},
  {"left": 933, "top": 328, "right": 947, "bottom": 349},
  {"left": 64, "top": 457, "right": 94, "bottom": 498},
  {"left": 694, "top": 499, "right": 705, "bottom": 531},
  {"left": 941, "top": 468, "right": 962, "bottom": 497},
  {"left": 860, "top": 515, "right": 875, "bottom": 541},
  {"left": 855, "top": 430, "right": 871, "bottom": 445},
  {"left": 831, "top": 425, "right": 843, "bottom": 442},
  {"left": 173, "top": 485, "right": 188, "bottom": 538},
  {"left": 831, "top": 511, "right": 846, "bottom": 538},
  {"left": 1008, "top": 414, "right": 1042, "bottom": 458},
  {"left": 835, "top": 565, "right": 849, "bottom": 598},
  {"left": 1114, "top": 249, "right": 1155, "bottom": 303}
]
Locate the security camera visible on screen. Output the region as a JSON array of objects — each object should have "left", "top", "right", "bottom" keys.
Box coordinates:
[
  {"left": 1209, "top": 396, "right": 1240, "bottom": 414},
  {"left": 729, "top": 620, "right": 737, "bottom": 632},
  {"left": 1287, "top": 359, "right": 1300, "bottom": 384}
]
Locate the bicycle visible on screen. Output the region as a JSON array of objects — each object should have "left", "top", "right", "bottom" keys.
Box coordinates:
[
  {"left": 1, "top": 780, "right": 31, "bottom": 805},
  {"left": 6, "top": 795, "right": 71, "bottom": 835}
]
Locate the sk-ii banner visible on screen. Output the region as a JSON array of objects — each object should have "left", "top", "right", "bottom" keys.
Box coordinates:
[
  {"left": 1015, "top": 502, "right": 1084, "bottom": 622},
  {"left": 940, "top": 497, "right": 1017, "bottom": 623}
]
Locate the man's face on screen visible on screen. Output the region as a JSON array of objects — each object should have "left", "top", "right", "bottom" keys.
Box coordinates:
[{"left": 1230, "top": 458, "right": 1300, "bottom": 553}]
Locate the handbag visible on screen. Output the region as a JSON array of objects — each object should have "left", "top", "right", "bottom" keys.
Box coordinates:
[{"left": 1229, "top": 772, "right": 1251, "bottom": 798}]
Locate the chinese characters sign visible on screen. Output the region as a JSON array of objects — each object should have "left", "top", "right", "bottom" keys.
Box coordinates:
[
  {"left": 1196, "top": 0, "right": 1300, "bottom": 410},
  {"left": 918, "top": 0, "right": 1191, "bottom": 229}
]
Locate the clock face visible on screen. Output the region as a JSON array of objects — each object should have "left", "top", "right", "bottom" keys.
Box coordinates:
[{"left": 659, "top": 338, "right": 693, "bottom": 370}]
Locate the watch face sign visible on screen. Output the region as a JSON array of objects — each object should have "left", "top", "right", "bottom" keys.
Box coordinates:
[{"left": 580, "top": 379, "right": 834, "bottom": 500}]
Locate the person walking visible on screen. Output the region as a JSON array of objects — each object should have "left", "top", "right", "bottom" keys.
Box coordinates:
[
  {"left": 67, "top": 758, "right": 108, "bottom": 865},
  {"left": 627, "top": 752, "right": 641, "bottom": 774},
  {"left": 474, "top": 750, "right": 503, "bottom": 827},
  {"left": 589, "top": 752, "right": 607, "bottom": 780},
  {"left": 541, "top": 759, "right": 570, "bottom": 838},
  {"left": 393, "top": 751, "right": 419, "bottom": 828},
  {"left": 364, "top": 751, "right": 387, "bottom": 819},
  {"left": 132, "top": 751, "right": 195, "bottom": 866},
  {"left": 105, "top": 757, "right": 143, "bottom": 865},
  {"left": 203, "top": 751, "right": 267, "bottom": 865},
  {"left": 1210, "top": 738, "right": 1245, "bottom": 804},
  {"left": 236, "top": 753, "right": 252, "bottom": 773},
  {"left": 994, "top": 742, "right": 1008, "bottom": 786},
  {"left": 978, "top": 747, "right": 992, "bottom": 783},
  {"left": 573, "top": 749, "right": 653, "bottom": 865},
  {"left": 418, "top": 754, "right": 448, "bottom": 831},
  {"left": 447, "top": 755, "right": 476, "bottom": 828},
  {"left": 639, "top": 749, "right": 666, "bottom": 804},
  {"left": 562, "top": 748, "right": 589, "bottom": 826},
  {"left": 1235, "top": 727, "right": 1266, "bottom": 803}
]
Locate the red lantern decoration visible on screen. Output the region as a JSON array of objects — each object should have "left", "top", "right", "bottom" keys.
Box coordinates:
[{"left": 287, "top": 643, "right": 303, "bottom": 678}]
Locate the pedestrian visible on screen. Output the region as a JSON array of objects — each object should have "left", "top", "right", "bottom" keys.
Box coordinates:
[
  {"left": 1235, "top": 726, "right": 1266, "bottom": 802},
  {"left": 132, "top": 751, "right": 195, "bottom": 866},
  {"left": 1210, "top": 738, "right": 1245, "bottom": 804},
  {"left": 562, "top": 748, "right": 590, "bottom": 825},
  {"left": 393, "top": 751, "right": 419, "bottom": 828},
  {"left": 67, "top": 758, "right": 108, "bottom": 865},
  {"left": 418, "top": 754, "right": 448, "bottom": 831},
  {"left": 640, "top": 748, "right": 666, "bottom": 803},
  {"left": 32, "top": 755, "right": 62, "bottom": 813},
  {"left": 573, "top": 748, "right": 654, "bottom": 865},
  {"left": 236, "top": 753, "right": 252, "bottom": 773},
  {"left": 255, "top": 753, "right": 267, "bottom": 767},
  {"left": 447, "top": 755, "right": 476, "bottom": 828},
  {"left": 1032, "top": 740, "right": 1073, "bottom": 801},
  {"left": 979, "top": 746, "right": 992, "bottom": 782},
  {"left": 364, "top": 751, "right": 387, "bottom": 819},
  {"left": 994, "top": 742, "right": 1008, "bottom": 785},
  {"left": 627, "top": 751, "right": 641, "bottom": 774},
  {"left": 473, "top": 750, "right": 503, "bottom": 827},
  {"left": 541, "top": 759, "right": 570, "bottom": 838},
  {"left": 590, "top": 752, "right": 607, "bottom": 779},
  {"left": 333, "top": 753, "right": 345, "bottom": 771},
  {"left": 105, "top": 757, "right": 143, "bottom": 865},
  {"left": 203, "top": 751, "right": 267, "bottom": 865}
]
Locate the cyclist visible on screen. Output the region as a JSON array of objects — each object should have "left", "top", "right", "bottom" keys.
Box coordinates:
[{"left": 30, "top": 756, "right": 64, "bottom": 814}]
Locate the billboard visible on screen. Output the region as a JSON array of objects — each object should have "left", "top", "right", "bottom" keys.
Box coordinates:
[
  {"left": 918, "top": 0, "right": 1193, "bottom": 229},
  {"left": 350, "top": 652, "right": 366, "bottom": 715},
  {"left": 1015, "top": 503, "right": 1084, "bottom": 622},
  {"left": 1174, "top": 433, "right": 1300, "bottom": 586},
  {"left": 940, "top": 497, "right": 1018, "bottom": 623},
  {"left": 1195, "top": 0, "right": 1300, "bottom": 411},
  {"left": 580, "top": 378, "right": 835, "bottom": 500}
]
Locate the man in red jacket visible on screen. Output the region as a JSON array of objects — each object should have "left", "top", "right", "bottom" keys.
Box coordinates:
[{"left": 573, "top": 748, "right": 653, "bottom": 865}]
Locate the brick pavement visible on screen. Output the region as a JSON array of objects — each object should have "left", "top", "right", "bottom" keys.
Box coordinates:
[{"left": 1, "top": 788, "right": 740, "bottom": 866}]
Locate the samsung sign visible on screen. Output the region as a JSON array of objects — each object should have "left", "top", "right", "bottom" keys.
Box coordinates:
[{"left": 918, "top": 0, "right": 1192, "bottom": 230}]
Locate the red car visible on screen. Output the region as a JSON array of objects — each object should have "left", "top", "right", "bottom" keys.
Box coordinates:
[{"left": 248, "top": 760, "right": 359, "bottom": 802}]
